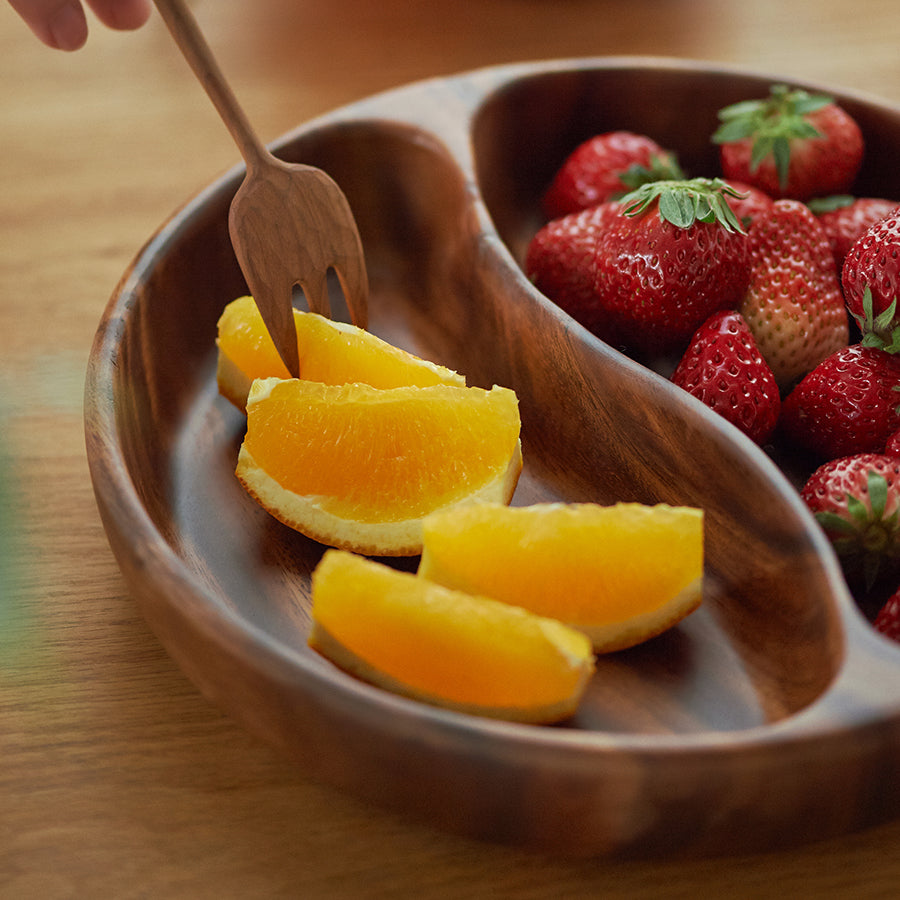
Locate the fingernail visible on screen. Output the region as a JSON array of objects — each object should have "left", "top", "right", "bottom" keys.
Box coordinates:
[{"left": 49, "top": 2, "right": 88, "bottom": 51}]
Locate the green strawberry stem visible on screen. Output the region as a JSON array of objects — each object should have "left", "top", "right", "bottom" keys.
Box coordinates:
[{"left": 619, "top": 177, "right": 747, "bottom": 233}]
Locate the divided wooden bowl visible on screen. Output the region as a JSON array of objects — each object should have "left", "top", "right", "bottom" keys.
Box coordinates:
[{"left": 84, "top": 57, "right": 900, "bottom": 858}]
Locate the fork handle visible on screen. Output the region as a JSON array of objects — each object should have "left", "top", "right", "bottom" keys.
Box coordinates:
[{"left": 152, "top": 0, "right": 270, "bottom": 173}]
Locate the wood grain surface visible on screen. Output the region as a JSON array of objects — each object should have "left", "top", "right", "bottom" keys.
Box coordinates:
[{"left": 3, "top": 0, "right": 900, "bottom": 896}]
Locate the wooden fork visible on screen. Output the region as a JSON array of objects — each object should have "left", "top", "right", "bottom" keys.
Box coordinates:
[{"left": 152, "top": 0, "right": 368, "bottom": 378}]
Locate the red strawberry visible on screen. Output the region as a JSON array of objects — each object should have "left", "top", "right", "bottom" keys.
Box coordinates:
[
  {"left": 525, "top": 201, "right": 627, "bottom": 339},
  {"left": 586, "top": 178, "right": 751, "bottom": 356},
  {"left": 841, "top": 206, "right": 900, "bottom": 352},
  {"left": 541, "top": 131, "right": 683, "bottom": 219},
  {"left": 800, "top": 452, "right": 900, "bottom": 587},
  {"left": 527, "top": 179, "right": 751, "bottom": 357},
  {"left": 874, "top": 587, "right": 900, "bottom": 642},
  {"left": 739, "top": 199, "right": 849, "bottom": 389},
  {"left": 712, "top": 84, "right": 863, "bottom": 201},
  {"left": 780, "top": 344, "right": 900, "bottom": 459},
  {"left": 886, "top": 430, "right": 900, "bottom": 457},
  {"left": 671, "top": 310, "right": 781, "bottom": 445},
  {"left": 808, "top": 195, "right": 899, "bottom": 270}
]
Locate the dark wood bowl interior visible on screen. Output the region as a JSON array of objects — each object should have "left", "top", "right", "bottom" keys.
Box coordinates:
[{"left": 85, "top": 58, "right": 900, "bottom": 857}]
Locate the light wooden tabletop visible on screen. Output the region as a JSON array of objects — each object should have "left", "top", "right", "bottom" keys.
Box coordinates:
[{"left": 3, "top": 1, "right": 900, "bottom": 896}]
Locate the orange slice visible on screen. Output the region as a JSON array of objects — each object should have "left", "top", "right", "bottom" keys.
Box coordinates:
[
  {"left": 418, "top": 502, "right": 704, "bottom": 652},
  {"left": 216, "top": 295, "right": 464, "bottom": 410},
  {"left": 308, "top": 549, "right": 594, "bottom": 723},
  {"left": 236, "top": 379, "right": 523, "bottom": 556}
]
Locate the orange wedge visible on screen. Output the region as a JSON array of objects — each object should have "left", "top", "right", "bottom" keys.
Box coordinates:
[
  {"left": 236, "top": 379, "right": 522, "bottom": 556},
  {"left": 216, "top": 295, "right": 464, "bottom": 410},
  {"left": 309, "top": 550, "right": 594, "bottom": 723},
  {"left": 418, "top": 502, "right": 704, "bottom": 652}
]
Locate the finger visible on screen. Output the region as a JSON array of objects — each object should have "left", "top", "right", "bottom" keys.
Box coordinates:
[
  {"left": 8, "top": 0, "right": 89, "bottom": 51},
  {"left": 84, "top": 0, "right": 151, "bottom": 31}
]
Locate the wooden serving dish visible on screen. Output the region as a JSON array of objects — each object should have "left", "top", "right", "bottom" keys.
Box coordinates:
[{"left": 84, "top": 57, "right": 900, "bottom": 858}]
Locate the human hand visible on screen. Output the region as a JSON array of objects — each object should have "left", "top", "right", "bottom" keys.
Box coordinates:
[{"left": 8, "top": 0, "right": 152, "bottom": 51}]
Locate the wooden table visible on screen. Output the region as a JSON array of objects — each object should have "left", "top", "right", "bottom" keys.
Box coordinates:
[{"left": 2, "top": 1, "right": 899, "bottom": 895}]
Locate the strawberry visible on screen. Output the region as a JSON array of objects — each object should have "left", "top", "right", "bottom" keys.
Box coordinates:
[
  {"left": 526, "top": 179, "right": 751, "bottom": 357},
  {"left": 739, "top": 199, "right": 849, "bottom": 389},
  {"left": 525, "top": 201, "right": 627, "bottom": 339},
  {"left": 712, "top": 84, "right": 864, "bottom": 201},
  {"left": 873, "top": 586, "right": 900, "bottom": 642},
  {"left": 800, "top": 453, "right": 900, "bottom": 587},
  {"left": 807, "top": 195, "right": 900, "bottom": 270},
  {"left": 671, "top": 310, "right": 781, "bottom": 445},
  {"left": 585, "top": 178, "right": 751, "bottom": 356},
  {"left": 886, "top": 430, "right": 900, "bottom": 457},
  {"left": 541, "top": 131, "right": 684, "bottom": 219},
  {"left": 840, "top": 206, "right": 900, "bottom": 352},
  {"left": 780, "top": 344, "right": 900, "bottom": 459}
]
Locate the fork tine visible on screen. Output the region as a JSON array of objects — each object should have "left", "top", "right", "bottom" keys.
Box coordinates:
[
  {"left": 334, "top": 248, "right": 369, "bottom": 331},
  {"left": 248, "top": 283, "right": 301, "bottom": 379},
  {"left": 300, "top": 271, "right": 331, "bottom": 320},
  {"left": 316, "top": 173, "right": 369, "bottom": 330},
  {"left": 230, "top": 224, "right": 301, "bottom": 379}
]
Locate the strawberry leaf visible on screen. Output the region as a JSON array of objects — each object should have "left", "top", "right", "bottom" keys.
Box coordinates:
[
  {"left": 710, "top": 117, "right": 757, "bottom": 143},
  {"left": 854, "top": 289, "right": 900, "bottom": 353},
  {"left": 664, "top": 190, "right": 720, "bottom": 228},
  {"left": 771, "top": 136, "right": 792, "bottom": 187},
  {"left": 814, "top": 510, "right": 860, "bottom": 535},
  {"left": 792, "top": 92, "right": 833, "bottom": 116},
  {"left": 620, "top": 178, "right": 747, "bottom": 233},
  {"left": 716, "top": 98, "right": 766, "bottom": 125},
  {"left": 749, "top": 134, "right": 775, "bottom": 170},
  {"left": 874, "top": 297, "right": 898, "bottom": 333},
  {"left": 807, "top": 194, "right": 856, "bottom": 213},
  {"left": 880, "top": 326, "right": 900, "bottom": 354},
  {"left": 866, "top": 470, "right": 889, "bottom": 520},
  {"left": 862, "top": 325, "right": 900, "bottom": 354},
  {"left": 847, "top": 492, "right": 874, "bottom": 527}
]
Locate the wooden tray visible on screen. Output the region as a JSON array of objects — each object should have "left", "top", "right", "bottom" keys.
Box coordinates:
[{"left": 84, "top": 57, "right": 900, "bottom": 858}]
